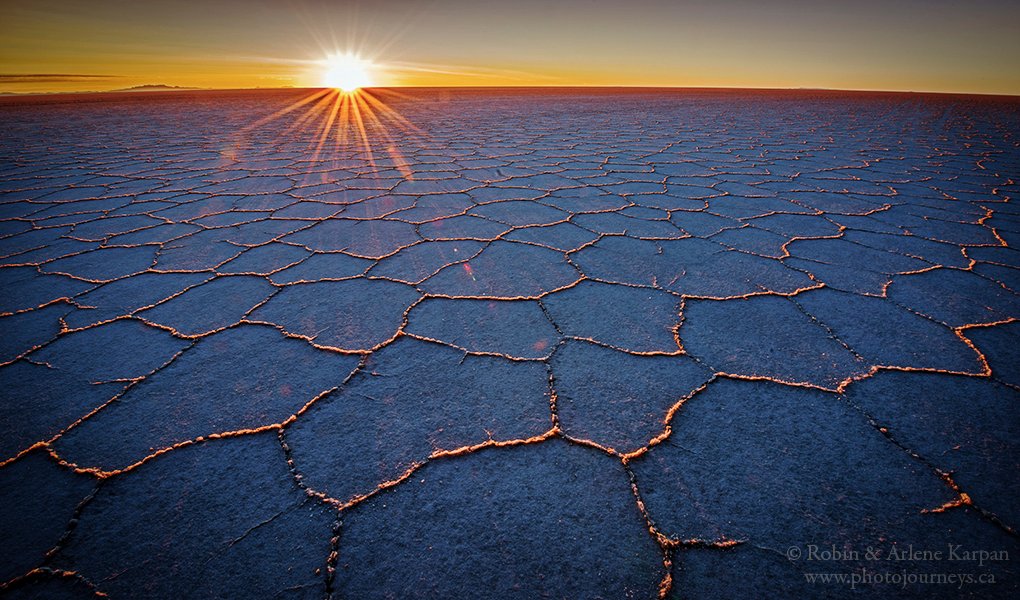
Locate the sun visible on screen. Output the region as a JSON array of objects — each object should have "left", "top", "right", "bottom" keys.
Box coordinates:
[{"left": 321, "top": 53, "right": 374, "bottom": 91}]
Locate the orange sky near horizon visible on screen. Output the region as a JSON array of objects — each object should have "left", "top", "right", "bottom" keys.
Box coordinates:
[{"left": 2, "top": 0, "right": 1019, "bottom": 96}]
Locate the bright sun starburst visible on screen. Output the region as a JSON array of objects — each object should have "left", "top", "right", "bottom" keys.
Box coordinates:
[{"left": 321, "top": 53, "right": 374, "bottom": 91}]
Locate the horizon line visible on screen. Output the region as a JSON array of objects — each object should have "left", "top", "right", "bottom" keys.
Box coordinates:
[{"left": 3, "top": 84, "right": 1019, "bottom": 101}]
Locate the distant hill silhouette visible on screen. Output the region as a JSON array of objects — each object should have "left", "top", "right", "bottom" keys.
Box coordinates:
[{"left": 113, "top": 84, "right": 202, "bottom": 92}]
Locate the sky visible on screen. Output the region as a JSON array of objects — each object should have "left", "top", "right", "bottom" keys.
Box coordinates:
[{"left": 2, "top": 0, "right": 1019, "bottom": 95}]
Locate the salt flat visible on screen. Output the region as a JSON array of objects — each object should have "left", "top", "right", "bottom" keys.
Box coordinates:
[{"left": 0, "top": 88, "right": 1018, "bottom": 598}]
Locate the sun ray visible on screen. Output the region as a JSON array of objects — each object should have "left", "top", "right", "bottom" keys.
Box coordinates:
[
  {"left": 359, "top": 89, "right": 423, "bottom": 135},
  {"left": 240, "top": 88, "right": 331, "bottom": 134},
  {"left": 310, "top": 90, "right": 345, "bottom": 166},
  {"left": 348, "top": 91, "right": 377, "bottom": 172},
  {"left": 337, "top": 92, "right": 352, "bottom": 151},
  {"left": 354, "top": 91, "right": 416, "bottom": 179},
  {"left": 287, "top": 90, "right": 340, "bottom": 132}
]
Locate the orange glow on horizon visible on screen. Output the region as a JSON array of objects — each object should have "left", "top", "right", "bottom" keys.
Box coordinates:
[{"left": 2, "top": 2, "right": 1019, "bottom": 96}]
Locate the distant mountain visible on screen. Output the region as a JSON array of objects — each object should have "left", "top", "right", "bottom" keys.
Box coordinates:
[{"left": 113, "top": 84, "right": 202, "bottom": 92}]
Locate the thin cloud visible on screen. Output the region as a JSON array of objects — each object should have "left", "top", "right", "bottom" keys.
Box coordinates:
[
  {"left": 0, "top": 74, "right": 124, "bottom": 83},
  {"left": 386, "top": 62, "right": 558, "bottom": 82}
]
